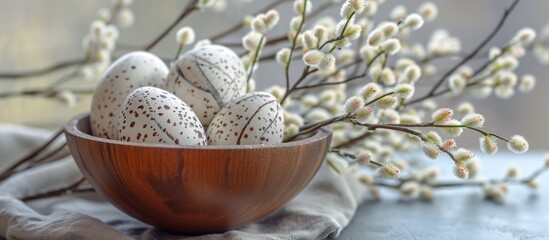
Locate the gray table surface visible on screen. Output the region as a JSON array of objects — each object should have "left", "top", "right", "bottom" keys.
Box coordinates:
[{"left": 337, "top": 151, "right": 549, "bottom": 240}]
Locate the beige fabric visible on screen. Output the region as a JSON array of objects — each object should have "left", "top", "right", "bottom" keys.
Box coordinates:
[{"left": 0, "top": 125, "right": 367, "bottom": 240}]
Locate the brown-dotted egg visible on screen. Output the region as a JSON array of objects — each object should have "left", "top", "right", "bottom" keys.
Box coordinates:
[
  {"left": 207, "top": 92, "right": 284, "bottom": 145},
  {"left": 91, "top": 51, "right": 169, "bottom": 139},
  {"left": 117, "top": 87, "right": 207, "bottom": 146},
  {"left": 165, "top": 44, "right": 247, "bottom": 127}
]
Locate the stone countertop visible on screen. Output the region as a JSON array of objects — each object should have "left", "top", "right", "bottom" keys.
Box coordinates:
[{"left": 337, "top": 151, "right": 549, "bottom": 240}]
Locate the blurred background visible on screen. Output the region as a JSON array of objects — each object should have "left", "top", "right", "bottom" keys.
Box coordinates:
[{"left": 0, "top": 0, "right": 547, "bottom": 149}]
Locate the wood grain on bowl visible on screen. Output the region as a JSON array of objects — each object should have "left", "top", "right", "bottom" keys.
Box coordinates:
[{"left": 64, "top": 114, "right": 331, "bottom": 233}]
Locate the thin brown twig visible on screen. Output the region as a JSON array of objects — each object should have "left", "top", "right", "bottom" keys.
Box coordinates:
[
  {"left": 333, "top": 131, "right": 373, "bottom": 149},
  {"left": 143, "top": 0, "right": 199, "bottom": 51},
  {"left": 0, "top": 128, "right": 64, "bottom": 179},
  {"left": 407, "top": 0, "right": 520, "bottom": 105},
  {"left": 0, "top": 59, "right": 84, "bottom": 79}
]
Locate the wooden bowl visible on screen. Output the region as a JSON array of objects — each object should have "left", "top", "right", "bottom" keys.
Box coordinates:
[{"left": 64, "top": 114, "right": 331, "bottom": 233}]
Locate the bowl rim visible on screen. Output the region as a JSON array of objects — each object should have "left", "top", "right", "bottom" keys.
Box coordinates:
[{"left": 65, "top": 113, "right": 331, "bottom": 150}]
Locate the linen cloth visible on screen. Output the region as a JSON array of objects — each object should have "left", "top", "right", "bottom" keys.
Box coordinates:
[{"left": 0, "top": 124, "right": 367, "bottom": 240}]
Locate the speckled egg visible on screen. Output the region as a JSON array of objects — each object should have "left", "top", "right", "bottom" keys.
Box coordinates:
[
  {"left": 207, "top": 92, "right": 284, "bottom": 145},
  {"left": 165, "top": 44, "right": 247, "bottom": 126},
  {"left": 91, "top": 51, "right": 169, "bottom": 139},
  {"left": 118, "top": 86, "right": 207, "bottom": 146}
]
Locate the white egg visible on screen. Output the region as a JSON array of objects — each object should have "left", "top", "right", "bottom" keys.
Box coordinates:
[
  {"left": 118, "top": 86, "right": 207, "bottom": 146},
  {"left": 207, "top": 92, "right": 284, "bottom": 145},
  {"left": 91, "top": 51, "right": 169, "bottom": 139},
  {"left": 165, "top": 44, "right": 247, "bottom": 126}
]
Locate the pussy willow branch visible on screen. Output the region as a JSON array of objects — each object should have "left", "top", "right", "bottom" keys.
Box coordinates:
[
  {"left": 216, "top": 0, "right": 336, "bottom": 47},
  {"left": 0, "top": 130, "right": 67, "bottom": 181},
  {"left": 209, "top": 0, "right": 291, "bottom": 42},
  {"left": 1, "top": 129, "right": 63, "bottom": 171},
  {"left": 246, "top": 35, "right": 266, "bottom": 83},
  {"left": 331, "top": 149, "right": 385, "bottom": 167},
  {"left": 333, "top": 131, "right": 373, "bottom": 149},
  {"left": 280, "top": 11, "right": 357, "bottom": 104},
  {"left": 143, "top": 0, "right": 199, "bottom": 51},
  {"left": 0, "top": 88, "right": 95, "bottom": 99},
  {"left": 283, "top": 0, "right": 308, "bottom": 101},
  {"left": 0, "top": 59, "right": 84, "bottom": 79},
  {"left": 407, "top": 0, "right": 520, "bottom": 105},
  {"left": 374, "top": 166, "right": 547, "bottom": 191},
  {"left": 298, "top": 91, "right": 396, "bottom": 133},
  {"left": 384, "top": 123, "right": 510, "bottom": 142},
  {"left": 295, "top": 51, "right": 384, "bottom": 90},
  {"left": 351, "top": 120, "right": 459, "bottom": 163}
]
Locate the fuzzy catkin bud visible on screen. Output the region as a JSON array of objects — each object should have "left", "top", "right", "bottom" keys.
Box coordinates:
[
  {"left": 340, "top": 2, "right": 353, "bottom": 18},
  {"left": 375, "top": 96, "right": 397, "bottom": 109},
  {"left": 264, "top": 10, "right": 280, "bottom": 30},
  {"left": 379, "top": 109, "right": 400, "bottom": 124},
  {"left": 507, "top": 135, "right": 529, "bottom": 153},
  {"left": 379, "top": 22, "right": 399, "bottom": 38},
  {"left": 302, "top": 31, "right": 318, "bottom": 50},
  {"left": 344, "top": 96, "right": 365, "bottom": 114},
  {"left": 359, "top": 45, "right": 378, "bottom": 63},
  {"left": 401, "top": 65, "right": 422, "bottom": 83},
  {"left": 318, "top": 53, "right": 336, "bottom": 70},
  {"left": 347, "top": 0, "right": 366, "bottom": 14},
  {"left": 313, "top": 25, "right": 328, "bottom": 43},
  {"left": 431, "top": 108, "right": 453, "bottom": 124},
  {"left": 355, "top": 150, "right": 373, "bottom": 165},
  {"left": 381, "top": 39, "right": 401, "bottom": 55},
  {"left": 379, "top": 68, "right": 396, "bottom": 85},
  {"left": 176, "top": 27, "right": 195, "bottom": 45},
  {"left": 302, "top": 50, "right": 325, "bottom": 66},
  {"left": 290, "top": 16, "right": 302, "bottom": 31},
  {"left": 394, "top": 84, "right": 415, "bottom": 99},
  {"left": 527, "top": 180, "right": 540, "bottom": 189},
  {"left": 355, "top": 107, "right": 373, "bottom": 122},
  {"left": 425, "top": 131, "right": 442, "bottom": 146},
  {"left": 449, "top": 75, "right": 466, "bottom": 94},
  {"left": 506, "top": 165, "right": 519, "bottom": 179},
  {"left": 276, "top": 48, "right": 291, "bottom": 65},
  {"left": 442, "top": 119, "right": 463, "bottom": 137},
  {"left": 514, "top": 27, "right": 536, "bottom": 44},
  {"left": 404, "top": 13, "right": 424, "bottom": 30},
  {"left": 367, "top": 30, "right": 384, "bottom": 47},
  {"left": 480, "top": 135, "right": 498, "bottom": 155},
  {"left": 363, "top": 1, "right": 378, "bottom": 16},
  {"left": 461, "top": 113, "right": 485, "bottom": 128},
  {"left": 455, "top": 148, "right": 474, "bottom": 163},
  {"left": 242, "top": 32, "right": 262, "bottom": 51},
  {"left": 251, "top": 17, "right": 268, "bottom": 34},
  {"left": 117, "top": 9, "right": 134, "bottom": 27},
  {"left": 293, "top": 0, "right": 312, "bottom": 15},
  {"left": 422, "top": 143, "right": 440, "bottom": 159},
  {"left": 457, "top": 102, "right": 474, "bottom": 117},
  {"left": 390, "top": 5, "right": 407, "bottom": 21},
  {"left": 343, "top": 24, "right": 363, "bottom": 40},
  {"left": 418, "top": 2, "right": 438, "bottom": 21},
  {"left": 379, "top": 164, "right": 400, "bottom": 178},
  {"left": 453, "top": 164, "right": 469, "bottom": 179},
  {"left": 519, "top": 74, "right": 536, "bottom": 93},
  {"left": 441, "top": 139, "right": 456, "bottom": 151},
  {"left": 360, "top": 83, "right": 381, "bottom": 101},
  {"left": 400, "top": 181, "right": 419, "bottom": 197}
]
